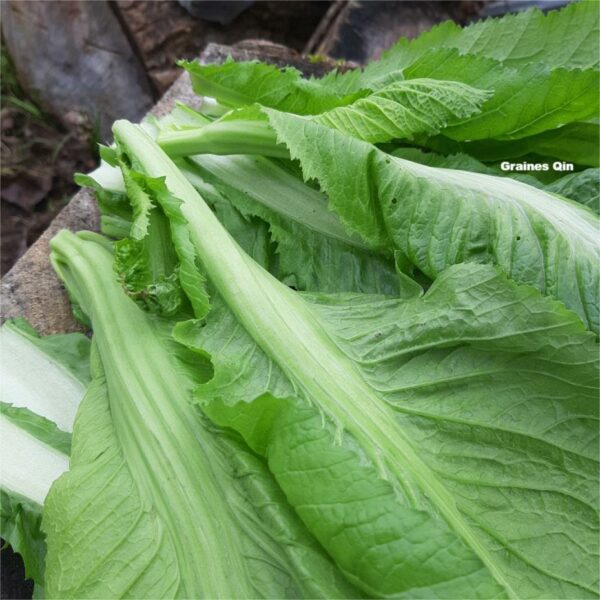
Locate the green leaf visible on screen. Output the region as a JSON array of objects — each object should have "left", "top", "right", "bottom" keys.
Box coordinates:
[
  {"left": 391, "top": 146, "right": 583, "bottom": 187},
  {"left": 113, "top": 240, "right": 186, "bottom": 316},
  {"left": 402, "top": 50, "right": 599, "bottom": 141},
  {"left": 207, "top": 191, "right": 277, "bottom": 270},
  {"left": 545, "top": 168, "right": 600, "bottom": 214},
  {"left": 80, "top": 162, "right": 207, "bottom": 317},
  {"left": 378, "top": 0, "right": 600, "bottom": 71},
  {"left": 139, "top": 104, "right": 409, "bottom": 295},
  {"left": 179, "top": 3, "right": 598, "bottom": 157},
  {"left": 390, "top": 148, "right": 599, "bottom": 214},
  {"left": 120, "top": 164, "right": 155, "bottom": 241},
  {"left": 103, "top": 161, "right": 210, "bottom": 318},
  {"left": 263, "top": 109, "right": 600, "bottom": 335},
  {"left": 113, "top": 206, "right": 188, "bottom": 317},
  {"left": 177, "top": 265, "right": 599, "bottom": 599},
  {"left": 130, "top": 175, "right": 211, "bottom": 319},
  {"left": 98, "top": 145, "right": 118, "bottom": 166},
  {"left": 179, "top": 7, "right": 598, "bottom": 154},
  {"left": 162, "top": 78, "right": 492, "bottom": 148},
  {"left": 43, "top": 359, "right": 187, "bottom": 599},
  {"left": 173, "top": 52, "right": 598, "bottom": 166},
  {"left": 1, "top": 403, "right": 70, "bottom": 455},
  {"left": 421, "top": 121, "right": 600, "bottom": 167},
  {"left": 150, "top": 101, "right": 212, "bottom": 132},
  {"left": 182, "top": 58, "right": 367, "bottom": 114},
  {"left": 46, "top": 231, "right": 359, "bottom": 599},
  {"left": 312, "top": 79, "right": 491, "bottom": 144},
  {"left": 82, "top": 118, "right": 404, "bottom": 297},
  {"left": 2, "top": 489, "right": 46, "bottom": 586}
]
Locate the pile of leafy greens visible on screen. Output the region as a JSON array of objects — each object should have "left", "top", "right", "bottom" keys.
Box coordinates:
[{"left": 2, "top": 2, "right": 598, "bottom": 598}]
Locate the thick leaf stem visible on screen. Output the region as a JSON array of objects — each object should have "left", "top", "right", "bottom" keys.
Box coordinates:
[
  {"left": 158, "top": 120, "right": 290, "bottom": 158},
  {"left": 49, "top": 230, "right": 255, "bottom": 599}
]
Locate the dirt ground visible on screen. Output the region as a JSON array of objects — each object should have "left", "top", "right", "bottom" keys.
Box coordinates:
[{"left": 1, "top": 46, "right": 97, "bottom": 275}]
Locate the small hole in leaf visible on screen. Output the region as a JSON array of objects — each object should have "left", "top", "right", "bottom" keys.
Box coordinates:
[{"left": 391, "top": 198, "right": 398, "bottom": 205}]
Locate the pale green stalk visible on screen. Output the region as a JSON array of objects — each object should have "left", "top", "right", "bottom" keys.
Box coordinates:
[
  {"left": 113, "top": 120, "right": 518, "bottom": 597},
  {"left": 50, "top": 232, "right": 254, "bottom": 599}
]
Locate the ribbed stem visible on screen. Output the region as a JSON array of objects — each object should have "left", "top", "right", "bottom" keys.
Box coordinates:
[
  {"left": 50, "top": 230, "right": 254, "bottom": 599},
  {"left": 158, "top": 119, "right": 290, "bottom": 158}
]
